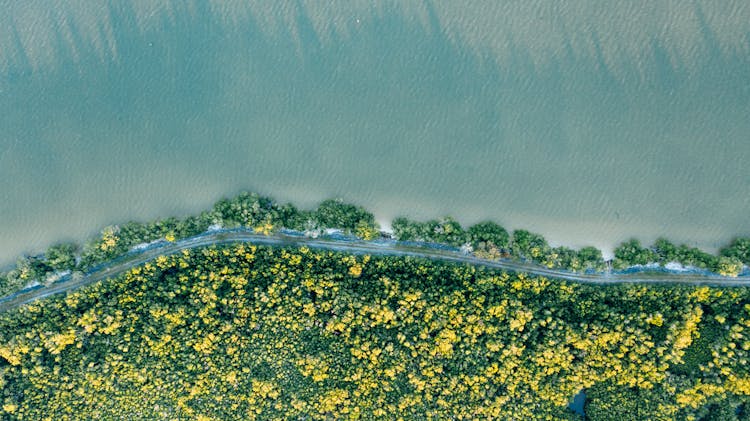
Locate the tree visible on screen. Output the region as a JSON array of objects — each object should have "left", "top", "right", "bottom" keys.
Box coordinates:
[
  {"left": 716, "top": 256, "right": 743, "bottom": 277},
  {"left": 14, "top": 256, "right": 50, "bottom": 282},
  {"left": 584, "top": 382, "right": 674, "bottom": 421},
  {"left": 212, "top": 192, "right": 276, "bottom": 228},
  {"left": 721, "top": 238, "right": 750, "bottom": 266},
  {"left": 577, "top": 246, "right": 604, "bottom": 271},
  {"left": 174, "top": 214, "right": 212, "bottom": 238},
  {"left": 45, "top": 243, "right": 79, "bottom": 272},
  {"left": 511, "top": 230, "right": 550, "bottom": 260},
  {"left": 428, "top": 217, "right": 467, "bottom": 247},
  {"left": 652, "top": 238, "right": 677, "bottom": 263},
  {"left": 613, "top": 239, "right": 657, "bottom": 267},
  {"left": 277, "top": 204, "right": 309, "bottom": 231},
  {"left": 674, "top": 245, "right": 717, "bottom": 270},
  {"left": 314, "top": 199, "right": 378, "bottom": 236},
  {"left": 698, "top": 402, "right": 739, "bottom": 421},
  {"left": 391, "top": 217, "right": 423, "bottom": 242},
  {"left": 553, "top": 246, "right": 579, "bottom": 270},
  {"left": 468, "top": 221, "right": 510, "bottom": 251}
]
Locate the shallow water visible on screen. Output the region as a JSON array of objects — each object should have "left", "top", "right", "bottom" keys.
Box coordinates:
[{"left": 1, "top": 1, "right": 749, "bottom": 263}]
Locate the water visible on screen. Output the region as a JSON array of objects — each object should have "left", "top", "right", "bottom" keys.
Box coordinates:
[
  {"left": 1, "top": 1, "right": 749, "bottom": 264},
  {"left": 568, "top": 390, "right": 586, "bottom": 417}
]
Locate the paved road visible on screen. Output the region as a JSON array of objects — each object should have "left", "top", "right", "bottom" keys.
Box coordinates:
[{"left": 1, "top": 230, "right": 748, "bottom": 313}]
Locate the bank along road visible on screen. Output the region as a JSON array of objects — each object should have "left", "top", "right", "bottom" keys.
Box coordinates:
[{"left": 1, "top": 230, "right": 749, "bottom": 313}]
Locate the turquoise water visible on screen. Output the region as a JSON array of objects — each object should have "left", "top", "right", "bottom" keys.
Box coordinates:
[{"left": 1, "top": 1, "right": 749, "bottom": 263}]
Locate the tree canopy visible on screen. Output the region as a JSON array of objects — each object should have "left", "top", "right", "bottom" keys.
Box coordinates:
[{"left": 2, "top": 245, "right": 750, "bottom": 419}]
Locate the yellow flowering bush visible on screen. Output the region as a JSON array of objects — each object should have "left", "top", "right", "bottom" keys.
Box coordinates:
[{"left": 0, "top": 245, "right": 749, "bottom": 420}]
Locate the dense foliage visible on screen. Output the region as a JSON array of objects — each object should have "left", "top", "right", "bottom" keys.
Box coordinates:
[
  {"left": 0, "top": 193, "right": 379, "bottom": 297},
  {"left": 312, "top": 199, "right": 379, "bottom": 240},
  {"left": 1, "top": 191, "right": 748, "bottom": 299},
  {"left": 722, "top": 238, "right": 750, "bottom": 269},
  {"left": 2, "top": 245, "right": 750, "bottom": 419},
  {"left": 392, "top": 218, "right": 607, "bottom": 273},
  {"left": 613, "top": 238, "right": 747, "bottom": 277},
  {"left": 391, "top": 216, "right": 750, "bottom": 276},
  {"left": 391, "top": 217, "right": 469, "bottom": 247}
]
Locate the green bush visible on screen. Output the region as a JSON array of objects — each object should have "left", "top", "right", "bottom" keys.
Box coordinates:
[
  {"left": 653, "top": 238, "right": 678, "bottom": 262},
  {"left": 424, "top": 217, "right": 467, "bottom": 247},
  {"left": 391, "top": 217, "right": 431, "bottom": 242},
  {"left": 577, "top": 246, "right": 605, "bottom": 271},
  {"left": 2, "top": 246, "right": 750, "bottom": 419},
  {"left": 313, "top": 199, "right": 378, "bottom": 238},
  {"left": 45, "top": 243, "right": 78, "bottom": 272},
  {"left": 468, "top": 221, "right": 510, "bottom": 251},
  {"left": 511, "top": 229, "right": 550, "bottom": 260},
  {"left": 721, "top": 238, "right": 750, "bottom": 266},
  {"left": 613, "top": 239, "right": 658, "bottom": 268}
]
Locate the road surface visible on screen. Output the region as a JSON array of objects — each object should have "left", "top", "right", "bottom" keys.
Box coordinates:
[{"left": 1, "top": 230, "right": 748, "bottom": 313}]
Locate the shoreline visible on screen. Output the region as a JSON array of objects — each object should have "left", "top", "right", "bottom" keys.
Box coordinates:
[
  {"left": 1, "top": 192, "right": 748, "bottom": 300},
  {"left": 2, "top": 228, "right": 749, "bottom": 314}
]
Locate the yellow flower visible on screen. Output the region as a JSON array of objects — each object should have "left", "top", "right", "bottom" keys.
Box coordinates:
[
  {"left": 348, "top": 264, "right": 363, "bottom": 278},
  {"left": 646, "top": 313, "right": 664, "bottom": 327},
  {"left": 99, "top": 227, "right": 118, "bottom": 251}
]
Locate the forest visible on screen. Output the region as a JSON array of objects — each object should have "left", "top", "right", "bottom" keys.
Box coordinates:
[
  {"left": 2, "top": 244, "right": 750, "bottom": 419},
  {"left": 1, "top": 191, "right": 748, "bottom": 299}
]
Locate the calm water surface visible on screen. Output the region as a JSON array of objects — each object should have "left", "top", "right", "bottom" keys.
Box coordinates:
[{"left": 1, "top": 1, "right": 749, "bottom": 263}]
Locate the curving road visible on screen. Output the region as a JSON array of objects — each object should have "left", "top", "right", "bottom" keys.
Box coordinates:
[{"left": 1, "top": 230, "right": 748, "bottom": 313}]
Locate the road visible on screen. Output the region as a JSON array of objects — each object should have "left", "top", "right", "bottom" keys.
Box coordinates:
[{"left": 1, "top": 230, "right": 748, "bottom": 313}]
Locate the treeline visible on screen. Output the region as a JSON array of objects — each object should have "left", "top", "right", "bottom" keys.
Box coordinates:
[
  {"left": 391, "top": 216, "right": 750, "bottom": 277},
  {"left": 0, "top": 193, "right": 378, "bottom": 297},
  {"left": 612, "top": 237, "right": 749, "bottom": 277},
  {"left": 2, "top": 245, "right": 750, "bottom": 419},
  {"left": 1, "top": 191, "right": 749, "bottom": 298},
  {"left": 392, "top": 217, "right": 606, "bottom": 273}
]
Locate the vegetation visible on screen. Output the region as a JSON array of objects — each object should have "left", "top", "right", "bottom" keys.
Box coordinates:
[
  {"left": 2, "top": 245, "right": 750, "bottom": 419},
  {"left": 467, "top": 221, "right": 510, "bottom": 255},
  {"left": 613, "top": 237, "right": 747, "bottom": 276},
  {"left": 613, "top": 239, "right": 659, "bottom": 267},
  {"left": 391, "top": 217, "right": 468, "bottom": 247},
  {"left": 1, "top": 191, "right": 748, "bottom": 300},
  {"left": 391, "top": 216, "right": 747, "bottom": 276},
  {"left": 312, "top": 199, "right": 379, "bottom": 240},
  {"left": 0, "top": 193, "right": 379, "bottom": 297},
  {"left": 510, "top": 229, "right": 551, "bottom": 260},
  {"left": 722, "top": 238, "right": 750, "bottom": 266},
  {"left": 390, "top": 218, "right": 607, "bottom": 273}
]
